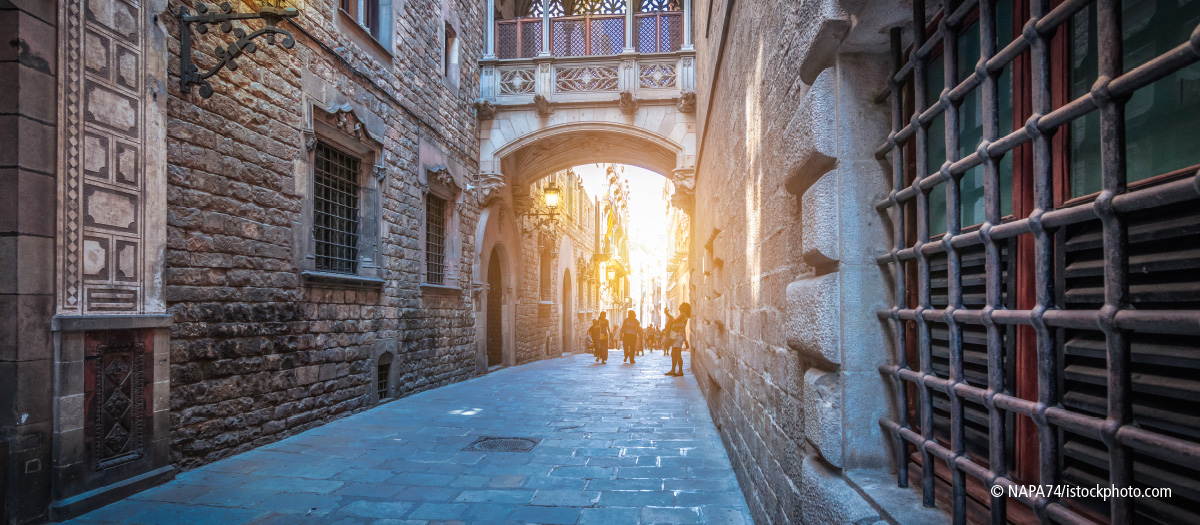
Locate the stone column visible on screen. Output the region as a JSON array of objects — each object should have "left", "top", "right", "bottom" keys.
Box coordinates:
[
  {"left": 540, "top": 0, "right": 551, "bottom": 57},
  {"left": 624, "top": 0, "right": 635, "bottom": 53},
  {"left": 681, "top": 0, "right": 694, "bottom": 50},
  {"left": 0, "top": 3, "right": 59, "bottom": 522},
  {"left": 484, "top": 0, "right": 497, "bottom": 59}
]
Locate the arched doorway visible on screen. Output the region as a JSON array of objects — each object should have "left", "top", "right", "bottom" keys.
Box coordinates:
[
  {"left": 561, "top": 269, "right": 573, "bottom": 355},
  {"left": 486, "top": 247, "right": 503, "bottom": 367}
]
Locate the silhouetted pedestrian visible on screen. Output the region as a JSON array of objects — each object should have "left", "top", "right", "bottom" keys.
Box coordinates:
[
  {"left": 591, "top": 312, "right": 610, "bottom": 364},
  {"left": 620, "top": 310, "right": 640, "bottom": 364},
  {"left": 664, "top": 303, "right": 691, "bottom": 376}
]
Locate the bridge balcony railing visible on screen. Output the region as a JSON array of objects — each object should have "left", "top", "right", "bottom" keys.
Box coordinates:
[
  {"left": 494, "top": 11, "right": 685, "bottom": 59},
  {"left": 482, "top": 7, "right": 694, "bottom": 107},
  {"left": 483, "top": 51, "right": 694, "bottom": 106}
]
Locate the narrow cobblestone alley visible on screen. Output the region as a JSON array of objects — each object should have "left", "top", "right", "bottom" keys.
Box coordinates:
[{"left": 66, "top": 352, "right": 751, "bottom": 525}]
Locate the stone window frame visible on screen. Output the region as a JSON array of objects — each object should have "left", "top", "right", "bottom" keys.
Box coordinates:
[
  {"left": 299, "top": 104, "right": 386, "bottom": 289},
  {"left": 440, "top": 0, "right": 462, "bottom": 92},
  {"left": 336, "top": 0, "right": 396, "bottom": 64},
  {"left": 419, "top": 164, "right": 462, "bottom": 291}
]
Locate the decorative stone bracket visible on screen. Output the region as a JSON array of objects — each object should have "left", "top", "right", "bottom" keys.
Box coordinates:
[
  {"left": 619, "top": 91, "right": 639, "bottom": 114},
  {"left": 533, "top": 94, "right": 553, "bottom": 117},
  {"left": 676, "top": 91, "right": 696, "bottom": 113},
  {"left": 474, "top": 98, "right": 498, "bottom": 121},
  {"left": 478, "top": 172, "right": 505, "bottom": 206}
]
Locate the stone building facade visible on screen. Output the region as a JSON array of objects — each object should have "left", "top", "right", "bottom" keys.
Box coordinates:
[
  {"left": 687, "top": 0, "right": 935, "bottom": 522},
  {"left": 1, "top": 0, "right": 487, "bottom": 520},
  {"left": 689, "top": 0, "right": 1200, "bottom": 523},
  {"left": 163, "top": 0, "right": 485, "bottom": 471}
]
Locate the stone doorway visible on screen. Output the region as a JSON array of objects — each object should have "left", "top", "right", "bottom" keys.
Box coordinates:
[{"left": 486, "top": 247, "right": 504, "bottom": 367}]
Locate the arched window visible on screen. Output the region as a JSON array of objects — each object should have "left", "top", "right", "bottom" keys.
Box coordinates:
[{"left": 376, "top": 353, "right": 393, "bottom": 400}]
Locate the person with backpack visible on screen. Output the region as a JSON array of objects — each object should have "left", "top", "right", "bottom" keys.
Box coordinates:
[
  {"left": 663, "top": 303, "right": 691, "bottom": 376},
  {"left": 620, "top": 310, "right": 641, "bottom": 364}
]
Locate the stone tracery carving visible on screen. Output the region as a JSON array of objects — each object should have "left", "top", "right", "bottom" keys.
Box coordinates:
[
  {"left": 555, "top": 66, "right": 619, "bottom": 92},
  {"left": 500, "top": 69, "right": 535, "bottom": 95},
  {"left": 639, "top": 63, "right": 677, "bottom": 89}
]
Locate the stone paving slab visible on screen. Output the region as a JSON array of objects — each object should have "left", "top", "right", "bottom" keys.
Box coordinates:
[{"left": 66, "top": 351, "right": 753, "bottom": 524}]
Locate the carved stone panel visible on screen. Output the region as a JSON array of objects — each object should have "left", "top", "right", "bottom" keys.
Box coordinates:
[
  {"left": 60, "top": 0, "right": 160, "bottom": 314},
  {"left": 83, "top": 330, "right": 151, "bottom": 471}
]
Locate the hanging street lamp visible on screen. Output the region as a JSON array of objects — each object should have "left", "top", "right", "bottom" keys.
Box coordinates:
[
  {"left": 524, "top": 180, "right": 562, "bottom": 234},
  {"left": 178, "top": 1, "right": 300, "bottom": 98}
]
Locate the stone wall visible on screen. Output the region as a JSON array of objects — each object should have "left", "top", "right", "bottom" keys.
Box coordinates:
[
  {"left": 163, "top": 0, "right": 484, "bottom": 469},
  {"left": 689, "top": 0, "right": 947, "bottom": 523}
]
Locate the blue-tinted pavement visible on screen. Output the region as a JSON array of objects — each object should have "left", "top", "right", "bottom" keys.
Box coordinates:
[{"left": 67, "top": 351, "right": 752, "bottom": 524}]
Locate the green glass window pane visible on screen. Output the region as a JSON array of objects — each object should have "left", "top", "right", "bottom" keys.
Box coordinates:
[
  {"left": 928, "top": 111, "right": 948, "bottom": 236},
  {"left": 956, "top": 13, "right": 1015, "bottom": 227},
  {"left": 930, "top": 182, "right": 948, "bottom": 236},
  {"left": 1070, "top": 0, "right": 1200, "bottom": 198}
]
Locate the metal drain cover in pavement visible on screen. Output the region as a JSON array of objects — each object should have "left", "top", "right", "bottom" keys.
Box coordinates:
[{"left": 462, "top": 436, "right": 541, "bottom": 452}]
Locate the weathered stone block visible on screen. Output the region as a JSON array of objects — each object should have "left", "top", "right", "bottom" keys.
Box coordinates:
[
  {"left": 785, "top": 274, "right": 840, "bottom": 366},
  {"left": 839, "top": 264, "right": 890, "bottom": 373},
  {"left": 800, "top": 455, "right": 880, "bottom": 525},
  {"left": 803, "top": 367, "right": 842, "bottom": 467},
  {"left": 802, "top": 171, "right": 840, "bottom": 266},
  {"left": 837, "top": 161, "right": 890, "bottom": 265},
  {"left": 784, "top": 69, "right": 838, "bottom": 196},
  {"left": 842, "top": 371, "right": 890, "bottom": 470}
]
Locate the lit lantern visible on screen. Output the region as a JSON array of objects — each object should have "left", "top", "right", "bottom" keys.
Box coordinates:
[{"left": 543, "top": 181, "right": 561, "bottom": 212}]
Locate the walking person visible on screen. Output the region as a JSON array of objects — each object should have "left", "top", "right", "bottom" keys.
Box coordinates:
[
  {"left": 620, "top": 310, "right": 640, "bottom": 364},
  {"left": 661, "top": 310, "right": 675, "bottom": 356},
  {"left": 585, "top": 319, "right": 596, "bottom": 360},
  {"left": 636, "top": 322, "right": 645, "bottom": 357},
  {"left": 663, "top": 303, "right": 691, "bottom": 376},
  {"left": 591, "top": 312, "right": 610, "bottom": 364}
]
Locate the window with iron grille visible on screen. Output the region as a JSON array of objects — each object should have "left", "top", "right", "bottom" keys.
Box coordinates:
[
  {"left": 313, "top": 142, "right": 361, "bottom": 275},
  {"left": 377, "top": 353, "right": 393, "bottom": 400},
  {"left": 425, "top": 193, "right": 447, "bottom": 284},
  {"left": 878, "top": 0, "right": 1200, "bottom": 523}
]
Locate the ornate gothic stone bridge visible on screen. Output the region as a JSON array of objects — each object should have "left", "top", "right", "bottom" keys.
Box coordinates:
[{"left": 470, "top": 0, "right": 699, "bottom": 371}]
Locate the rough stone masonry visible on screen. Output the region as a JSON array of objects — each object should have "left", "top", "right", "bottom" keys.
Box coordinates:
[{"left": 162, "top": 0, "right": 486, "bottom": 470}]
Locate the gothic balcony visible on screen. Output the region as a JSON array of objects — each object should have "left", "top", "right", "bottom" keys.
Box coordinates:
[{"left": 479, "top": 1, "right": 695, "bottom": 108}]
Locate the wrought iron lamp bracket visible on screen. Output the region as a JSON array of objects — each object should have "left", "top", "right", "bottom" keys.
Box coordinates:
[
  {"left": 523, "top": 212, "right": 558, "bottom": 236},
  {"left": 178, "top": 2, "right": 299, "bottom": 98}
]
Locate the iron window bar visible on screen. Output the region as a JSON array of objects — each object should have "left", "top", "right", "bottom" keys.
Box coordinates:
[
  {"left": 876, "top": 0, "right": 1200, "bottom": 523},
  {"left": 426, "top": 194, "right": 448, "bottom": 285},
  {"left": 313, "top": 142, "right": 361, "bottom": 275}
]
